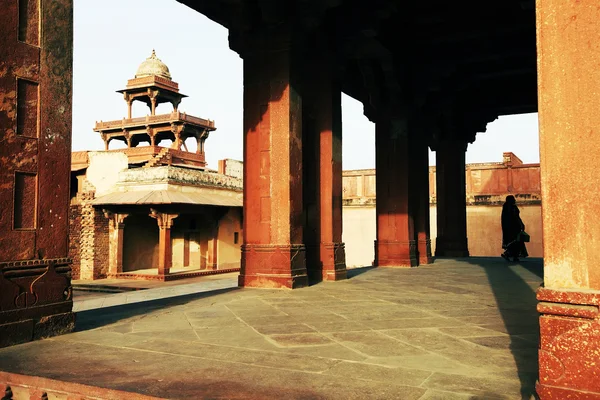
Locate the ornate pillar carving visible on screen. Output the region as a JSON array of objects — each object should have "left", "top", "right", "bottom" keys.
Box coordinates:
[
  {"left": 171, "top": 124, "right": 182, "bottom": 150},
  {"left": 101, "top": 133, "right": 110, "bottom": 151},
  {"left": 148, "top": 89, "right": 159, "bottom": 116},
  {"left": 122, "top": 130, "right": 132, "bottom": 148},
  {"left": 239, "top": 29, "right": 308, "bottom": 289},
  {"left": 172, "top": 98, "right": 181, "bottom": 112},
  {"left": 146, "top": 126, "right": 156, "bottom": 147},
  {"left": 302, "top": 52, "right": 346, "bottom": 282},
  {"left": 434, "top": 138, "right": 469, "bottom": 257},
  {"left": 536, "top": 1, "right": 600, "bottom": 398},
  {"left": 149, "top": 209, "right": 179, "bottom": 276},
  {"left": 123, "top": 93, "right": 133, "bottom": 119},
  {"left": 374, "top": 115, "right": 418, "bottom": 267},
  {"left": 102, "top": 210, "right": 128, "bottom": 276}
]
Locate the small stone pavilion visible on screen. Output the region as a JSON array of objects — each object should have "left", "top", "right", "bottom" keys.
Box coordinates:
[{"left": 69, "top": 51, "right": 243, "bottom": 281}]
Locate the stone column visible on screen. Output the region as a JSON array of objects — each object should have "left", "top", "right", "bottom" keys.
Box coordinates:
[
  {"left": 239, "top": 30, "right": 308, "bottom": 289},
  {"left": 149, "top": 209, "right": 178, "bottom": 276},
  {"left": 150, "top": 97, "right": 157, "bottom": 116},
  {"left": 374, "top": 116, "right": 417, "bottom": 267},
  {"left": 207, "top": 222, "right": 219, "bottom": 270},
  {"left": 103, "top": 210, "right": 128, "bottom": 276},
  {"left": 302, "top": 58, "right": 346, "bottom": 282},
  {"left": 535, "top": 1, "right": 600, "bottom": 398},
  {"left": 412, "top": 137, "right": 433, "bottom": 264},
  {"left": 434, "top": 139, "right": 469, "bottom": 257}
]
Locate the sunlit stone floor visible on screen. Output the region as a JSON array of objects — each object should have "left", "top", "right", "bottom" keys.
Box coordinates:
[{"left": 0, "top": 257, "right": 543, "bottom": 399}]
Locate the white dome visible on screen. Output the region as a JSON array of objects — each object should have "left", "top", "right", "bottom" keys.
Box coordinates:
[{"left": 135, "top": 50, "right": 172, "bottom": 80}]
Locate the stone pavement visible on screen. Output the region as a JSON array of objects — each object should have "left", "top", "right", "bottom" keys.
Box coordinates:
[
  {"left": 0, "top": 258, "right": 543, "bottom": 399},
  {"left": 72, "top": 273, "right": 239, "bottom": 312}
]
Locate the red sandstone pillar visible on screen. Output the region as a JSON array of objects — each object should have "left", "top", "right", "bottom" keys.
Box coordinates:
[
  {"left": 239, "top": 32, "right": 308, "bottom": 289},
  {"left": 103, "top": 210, "right": 128, "bottom": 276},
  {"left": 0, "top": 0, "right": 75, "bottom": 347},
  {"left": 302, "top": 60, "right": 346, "bottom": 282},
  {"left": 150, "top": 210, "right": 178, "bottom": 277},
  {"left": 434, "top": 139, "right": 469, "bottom": 257},
  {"left": 412, "top": 138, "right": 433, "bottom": 264},
  {"left": 535, "top": 2, "right": 600, "bottom": 398},
  {"left": 374, "top": 117, "right": 417, "bottom": 267}
]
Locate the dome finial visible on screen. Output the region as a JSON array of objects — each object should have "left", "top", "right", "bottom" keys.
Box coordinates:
[{"left": 135, "top": 49, "right": 172, "bottom": 80}]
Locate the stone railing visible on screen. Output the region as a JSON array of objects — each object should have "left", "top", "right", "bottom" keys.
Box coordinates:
[
  {"left": 95, "top": 112, "right": 215, "bottom": 130},
  {"left": 125, "top": 75, "right": 179, "bottom": 91},
  {"left": 118, "top": 166, "right": 242, "bottom": 190}
]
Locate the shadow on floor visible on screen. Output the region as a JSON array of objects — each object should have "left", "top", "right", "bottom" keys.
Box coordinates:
[
  {"left": 346, "top": 266, "right": 377, "bottom": 279},
  {"left": 462, "top": 256, "right": 543, "bottom": 399},
  {"left": 74, "top": 287, "right": 239, "bottom": 332}
]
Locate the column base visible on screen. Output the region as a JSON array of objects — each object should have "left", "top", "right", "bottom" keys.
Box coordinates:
[
  {"left": 374, "top": 240, "right": 418, "bottom": 267},
  {"left": 305, "top": 243, "right": 347, "bottom": 282},
  {"left": 322, "top": 242, "right": 347, "bottom": 281},
  {"left": 239, "top": 244, "right": 308, "bottom": 289},
  {"left": 0, "top": 258, "right": 74, "bottom": 348},
  {"left": 435, "top": 236, "right": 469, "bottom": 258},
  {"left": 417, "top": 238, "right": 433, "bottom": 265},
  {"left": 536, "top": 287, "right": 600, "bottom": 398}
]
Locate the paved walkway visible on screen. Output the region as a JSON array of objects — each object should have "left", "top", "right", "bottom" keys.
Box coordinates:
[
  {"left": 72, "top": 273, "right": 239, "bottom": 312},
  {"left": 0, "top": 258, "right": 543, "bottom": 399}
]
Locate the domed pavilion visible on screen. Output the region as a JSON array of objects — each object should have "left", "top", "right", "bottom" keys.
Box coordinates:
[{"left": 93, "top": 50, "right": 216, "bottom": 168}]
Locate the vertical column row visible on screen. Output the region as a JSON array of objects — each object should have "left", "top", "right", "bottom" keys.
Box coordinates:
[
  {"left": 374, "top": 116, "right": 418, "bottom": 267},
  {"left": 239, "top": 31, "right": 347, "bottom": 288},
  {"left": 435, "top": 140, "right": 469, "bottom": 258},
  {"left": 239, "top": 32, "right": 308, "bottom": 289},
  {"left": 303, "top": 59, "right": 346, "bottom": 282}
]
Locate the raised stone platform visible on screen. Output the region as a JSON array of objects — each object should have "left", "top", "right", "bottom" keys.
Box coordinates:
[{"left": 0, "top": 258, "right": 543, "bottom": 399}]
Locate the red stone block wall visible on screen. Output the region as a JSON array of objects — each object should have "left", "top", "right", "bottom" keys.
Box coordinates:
[
  {"left": 68, "top": 204, "right": 82, "bottom": 280},
  {"left": 93, "top": 210, "right": 109, "bottom": 278}
]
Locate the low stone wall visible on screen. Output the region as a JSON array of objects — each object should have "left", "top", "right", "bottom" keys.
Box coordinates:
[
  {"left": 342, "top": 203, "right": 543, "bottom": 267},
  {"left": 1, "top": 372, "right": 164, "bottom": 400}
]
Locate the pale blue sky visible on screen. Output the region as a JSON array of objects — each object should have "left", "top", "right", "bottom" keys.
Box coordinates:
[{"left": 73, "top": 0, "right": 540, "bottom": 170}]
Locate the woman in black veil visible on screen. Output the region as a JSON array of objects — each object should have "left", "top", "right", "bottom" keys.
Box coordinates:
[{"left": 501, "top": 195, "right": 528, "bottom": 262}]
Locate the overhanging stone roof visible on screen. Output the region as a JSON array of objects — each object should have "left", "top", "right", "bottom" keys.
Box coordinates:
[{"left": 92, "top": 188, "right": 242, "bottom": 207}]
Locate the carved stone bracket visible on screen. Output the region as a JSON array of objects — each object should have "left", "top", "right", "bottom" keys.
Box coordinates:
[
  {"left": 149, "top": 209, "right": 179, "bottom": 229},
  {"left": 102, "top": 209, "right": 129, "bottom": 229}
]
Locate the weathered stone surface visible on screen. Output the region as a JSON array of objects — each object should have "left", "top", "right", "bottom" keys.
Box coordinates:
[
  {"left": 33, "top": 312, "right": 75, "bottom": 340},
  {"left": 0, "top": 259, "right": 541, "bottom": 398},
  {"left": 0, "top": 0, "right": 74, "bottom": 348},
  {"left": 0, "top": 320, "right": 34, "bottom": 348}
]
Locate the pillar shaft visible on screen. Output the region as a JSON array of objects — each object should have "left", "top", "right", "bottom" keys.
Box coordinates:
[
  {"left": 157, "top": 227, "right": 171, "bottom": 275},
  {"left": 536, "top": 1, "right": 600, "bottom": 398},
  {"left": 435, "top": 140, "right": 469, "bottom": 257},
  {"left": 239, "top": 32, "right": 308, "bottom": 289},
  {"left": 104, "top": 211, "right": 127, "bottom": 276},
  {"left": 150, "top": 97, "right": 156, "bottom": 116},
  {"left": 412, "top": 138, "right": 433, "bottom": 264},
  {"left": 302, "top": 60, "right": 346, "bottom": 282},
  {"left": 150, "top": 210, "right": 178, "bottom": 276},
  {"left": 375, "top": 117, "right": 417, "bottom": 267}
]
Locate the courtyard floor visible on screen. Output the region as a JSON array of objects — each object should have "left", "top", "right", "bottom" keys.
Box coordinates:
[{"left": 0, "top": 257, "right": 543, "bottom": 399}]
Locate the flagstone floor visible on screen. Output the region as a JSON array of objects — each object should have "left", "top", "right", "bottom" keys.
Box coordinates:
[{"left": 0, "top": 258, "right": 543, "bottom": 399}]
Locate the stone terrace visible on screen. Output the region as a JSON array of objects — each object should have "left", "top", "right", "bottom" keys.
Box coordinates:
[{"left": 0, "top": 258, "right": 542, "bottom": 399}]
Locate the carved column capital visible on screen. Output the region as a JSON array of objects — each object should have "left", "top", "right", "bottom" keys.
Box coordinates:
[
  {"left": 102, "top": 209, "right": 128, "bottom": 229},
  {"left": 149, "top": 209, "right": 179, "bottom": 229}
]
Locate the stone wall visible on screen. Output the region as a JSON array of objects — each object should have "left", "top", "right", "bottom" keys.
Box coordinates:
[
  {"left": 68, "top": 204, "right": 82, "bottom": 280},
  {"left": 69, "top": 180, "right": 110, "bottom": 280},
  {"left": 341, "top": 153, "right": 543, "bottom": 267}
]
